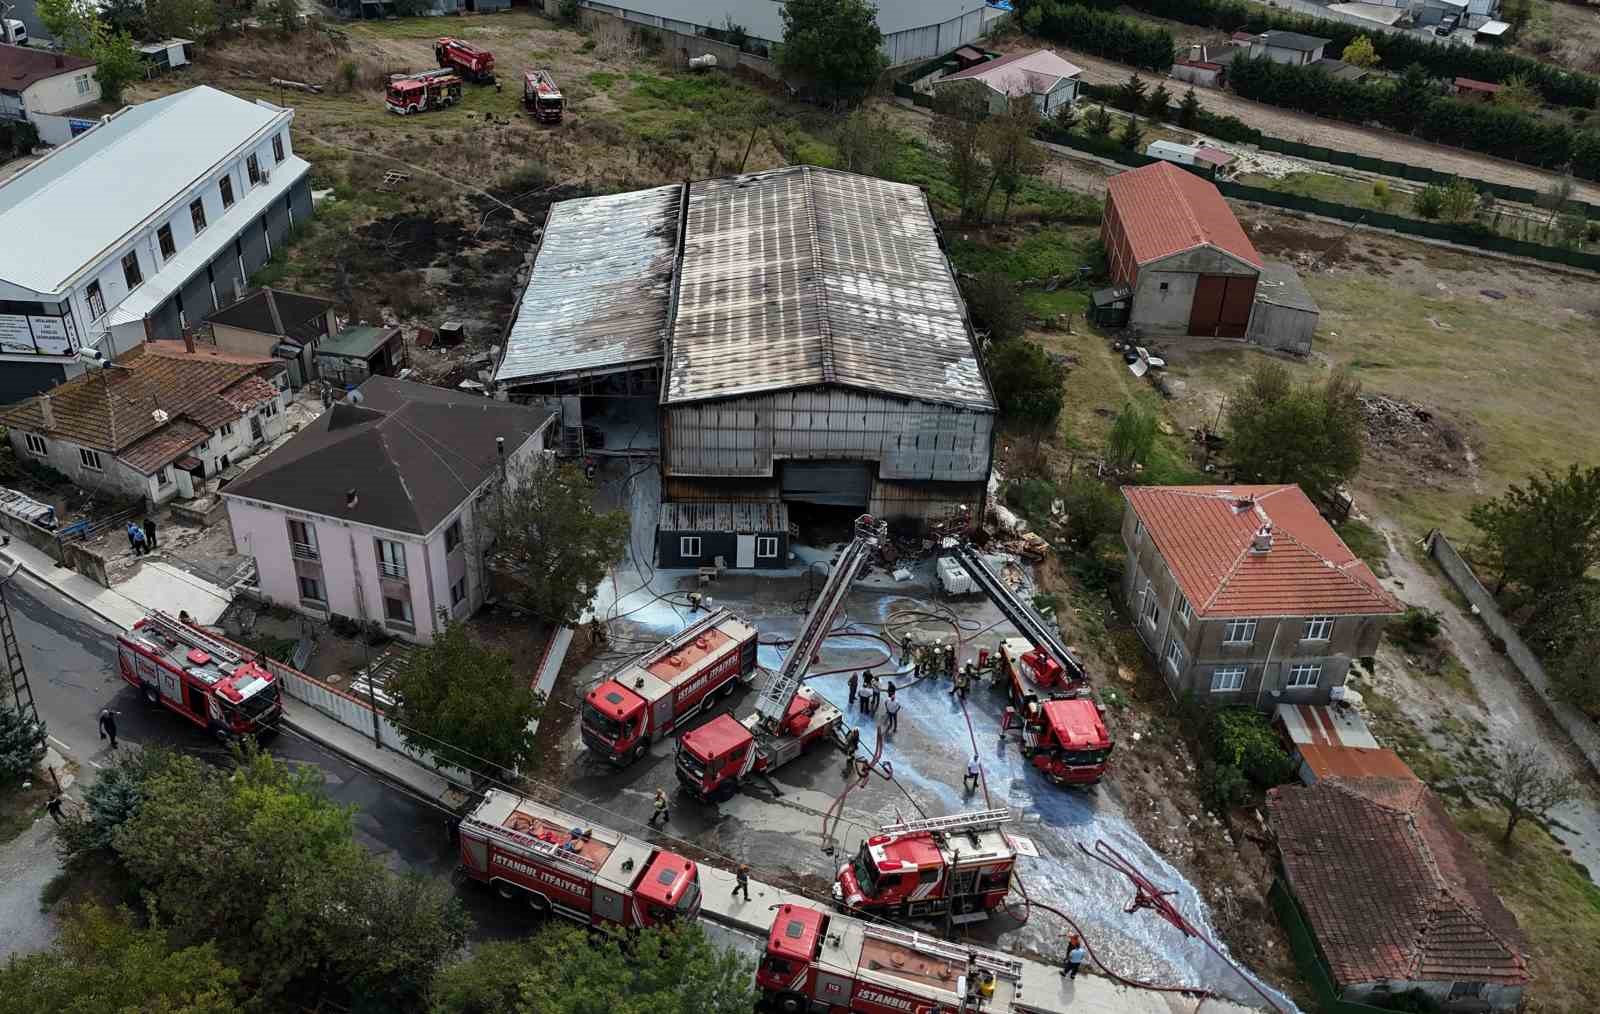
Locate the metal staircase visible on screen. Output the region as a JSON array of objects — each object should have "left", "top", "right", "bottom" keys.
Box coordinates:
[
  {"left": 950, "top": 542, "right": 1085, "bottom": 684},
  {"left": 755, "top": 515, "right": 887, "bottom": 727},
  {"left": 879, "top": 808, "right": 1012, "bottom": 837},
  {"left": 861, "top": 922, "right": 1024, "bottom": 981}
]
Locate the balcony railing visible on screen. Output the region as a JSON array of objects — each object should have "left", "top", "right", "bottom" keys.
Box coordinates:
[
  {"left": 291, "top": 541, "right": 319, "bottom": 561},
  {"left": 378, "top": 561, "right": 407, "bottom": 580}
]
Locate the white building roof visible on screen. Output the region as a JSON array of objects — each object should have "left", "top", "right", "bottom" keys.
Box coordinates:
[
  {"left": 0, "top": 86, "right": 287, "bottom": 296},
  {"left": 938, "top": 49, "right": 1084, "bottom": 96},
  {"left": 581, "top": 0, "right": 988, "bottom": 43}
]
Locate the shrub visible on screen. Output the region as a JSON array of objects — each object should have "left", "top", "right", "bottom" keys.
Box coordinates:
[
  {"left": 337, "top": 59, "right": 358, "bottom": 92},
  {"left": 1106, "top": 401, "right": 1157, "bottom": 470},
  {"left": 1412, "top": 183, "right": 1447, "bottom": 219},
  {"left": 1005, "top": 477, "right": 1058, "bottom": 521},
  {"left": 1061, "top": 477, "right": 1122, "bottom": 549},
  {"left": 1212, "top": 708, "right": 1295, "bottom": 789},
  {"left": 1390, "top": 606, "right": 1443, "bottom": 650},
  {"left": 1071, "top": 532, "right": 1126, "bottom": 593},
  {"left": 960, "top": 271, "right": 1027, "bottom": 343},
  {"left": 1208, "top": 762, "right": 1251, "bottom": 807}
]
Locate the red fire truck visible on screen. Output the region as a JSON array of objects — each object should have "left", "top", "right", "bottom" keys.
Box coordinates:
[
  {"left": 457, "top": 788, "right": 702, "bottom": 927},
  {"left": 759, "top": 903, "right": 1027, "bottom": 1014},
  {"left": 832, "top": 810, "right": 1018, "bottom": 920},
  {"left": 582, "top": 608, "right": 758, "bottom": 766},
  {"left": 523, "top": 69, "right": 564, "bottom": 122},
  {"left": 677, "top": 516, "right": 886, "bottom": 801},
  {"left": 435, "top": 37, "right": 495, "bottom": 83},
  {"left": 386, "top": 69, "right": 462, "bottom": 115},
  {"left": 997, "top": 639, "right": 1112, "bottom": 786},
  {"left": 115, "top": 610, "right": 282, "bottom": 742}
]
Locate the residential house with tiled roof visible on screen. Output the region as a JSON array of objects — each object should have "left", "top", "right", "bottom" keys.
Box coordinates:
[
  {"left": 1268, "top": 778, "right": 1528, "bottom": 1010},
  {"left": 1, "top": 340, "right": 288, "bottom": 504},
  {"left": 932, "top": 49, "right": 1083, "bottom": 116},
  {"left": 1120, "top": 484, "right": 1402, "bottom": 705}
]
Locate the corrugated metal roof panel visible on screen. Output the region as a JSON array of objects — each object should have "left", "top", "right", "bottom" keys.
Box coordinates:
[
  {"left": 665, "top": 166, "right": 993, "bottom": 411},
  {"left": 494, "top": 184, "right": 683, "bottom": 386},
  {"left": 658, "top": 500, "right": 788, "bottom": 532}
]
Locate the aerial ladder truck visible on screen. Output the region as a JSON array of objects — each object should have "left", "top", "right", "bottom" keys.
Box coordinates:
[{"left": 677, "top": 515, "right": 888, "bottom": 801}]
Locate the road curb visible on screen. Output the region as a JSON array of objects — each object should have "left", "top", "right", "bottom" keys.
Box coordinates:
[
  {"left": 278, "top": 714, "right": 457, "bottom": 813},
  {"left": 6, "top": 555, "right": 136, "bottom": 633}
]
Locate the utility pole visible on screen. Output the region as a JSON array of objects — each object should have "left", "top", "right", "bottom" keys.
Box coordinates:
[{"left": 0, "top": 553, "right": 44, "bottom": 747}]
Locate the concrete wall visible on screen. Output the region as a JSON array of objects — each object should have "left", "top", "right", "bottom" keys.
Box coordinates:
[
  {"left": 1170, "top": 63, "right": 1224, "bottom": 88},
  {"left": 22, "top": 68, "right": 99, "bottom": 116},
  {"left": 6, "top": 426, "right": 159, "bottom": 501},
  {"left": 1126, "top": 248, "right": 1258, "bottom": 339},
  {"left": 1428, "top": 530, "right": 1600, "bottom": 776}
]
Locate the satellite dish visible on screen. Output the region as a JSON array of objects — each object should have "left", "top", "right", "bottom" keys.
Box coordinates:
[{"left": 152, "top": 409, "right": 169, "bottom": 424}]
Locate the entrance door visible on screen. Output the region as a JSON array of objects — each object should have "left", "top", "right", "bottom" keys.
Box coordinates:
[
  {"left": 250, "top": 415, "right": 264, "bottom": 443},
  {"left": 735, "top": 535, "right": 756, "bottom": 568},
  {"left": 1188, "top": 275, "right": 1255, "bottom": 338}
]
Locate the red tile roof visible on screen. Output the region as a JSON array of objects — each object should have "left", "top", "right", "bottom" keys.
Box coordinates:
[
  {"left": 1454, "top": 77, "right": 1502, "bottom": 93},
  {"left": 120, "top": 419, "right": 208, "bottom": 474},
  {"left": 1104, "top": 162, "right": 1263, "bottom": 269},
  {"left": 1268, "top": 780, "right": 1528, "bottom": 988},
  {"left": 0, "top": 43, "right": 95, "bottom": 93},
  {"left": 1123, "top": 485, "right": 1400, "bottom": 618}
]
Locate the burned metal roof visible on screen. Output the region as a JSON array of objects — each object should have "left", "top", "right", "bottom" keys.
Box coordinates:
[
  {"left": 663, "top": 166, "right": 994, "bottom": 411},
  {"left": 494, "top": 184, "right": 683, "bottom": 387}
]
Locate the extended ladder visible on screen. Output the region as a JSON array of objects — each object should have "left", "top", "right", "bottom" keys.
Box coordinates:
[
  {"left": 0, "top": 579, "right": 39, "bottom": 735},
  {"left": 459, "top": 815, "right": 599, "bottom": 873},
  {"left": 143, "top": 610, "right": 246, "bottom": 667},
  {"left": 754, "top": 515, "right": 887, "bottom": 727},
  {"left": 861, "top": 922, "right": 1024, "bottom": 981},
  {"left": 951, "top": 543, "right": 1085, "bottom": 684},
  {"left": 880, "top": 808, "right": 1012, "bottom": 837}
]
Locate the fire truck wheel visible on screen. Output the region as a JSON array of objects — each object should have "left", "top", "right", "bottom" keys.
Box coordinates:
[
  {"left": 496, "top": 882, "right": 517, "bottom": 901},
  {"left": 213, "top": 726, "right": 231, "bottom": 746},
  {"left": 142, "top": 683, "right": 159, "bottom": 705},
  {"left": 775, "top": 992, "right": 807, "bottom": 1014},
  {"left": 631, "top": 743, "right": 647, "bottom": 764},
  {"left": 719, "top": 678, "right": 737, "bottom": 698},
  {"left": 527, "top": 891, "right": 551, "bottom": 913}
]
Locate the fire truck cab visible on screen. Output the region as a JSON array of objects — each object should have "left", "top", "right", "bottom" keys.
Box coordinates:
[
  {"left": 116, "top": 611, "right": 282, "bottom": 742},
  {"left": 759, "top": 904, "right": 1025, "bottom": 1014},
  {"left": 833, "top": 810, "right": 1017, "bottom": 920},
  {"left": 1020, "top": 698, "right": 1112, "bottom": 786},
  {"left": 582, "top": 609, "right": 758, "bottom": 766},
  {"left": 385, "top": 70, "right": 462, "bottom": 115},
  {"left": 676, "top": 686, "right": 841, "bottom": 801},
  {"left": 458, "top": 789, "right": 701, "bottom": 928}
]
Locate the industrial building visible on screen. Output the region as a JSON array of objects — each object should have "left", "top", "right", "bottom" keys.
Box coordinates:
[{"left": 496, "top": 166, "right": 996, "bottom": 551}]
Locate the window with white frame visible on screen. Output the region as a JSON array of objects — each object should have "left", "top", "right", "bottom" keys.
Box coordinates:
[
  {"left": 75, "top": 73, "right": 90, "bottom": 95},
  {"left": 78, "top": 448, "right": 103, "bottom": 471},
  {"left": 756, "top": 536, "right": 778, "bottom": 559},
  {"left": 1210, "top": 666, "right": 1246, "bottom": 692},
  {"left": 261, "top": 400, "right": 278, "bottom": 419},
  {"left": 1163, "top": 636, "right": 1186, "bottom": 675},
  {"left": 1222, "top": 618, "right": 1257, "bottom": 644},
  {"left": 23, "top": 433, "right": 47, "bottom": 456},
  {"left": 1286, "top": 664, "right": 1322, "bottom": 688},
  {"left": 375, "top": 538, "right": 407, "bottom": 579},
  {"left": 85, "top": 281, "right": 105, "bottom": 320},
  {"left": 680, "top": 536, "right": 702, "bottom": 559},
  {"left": 1141, "top": 580, "right": 1160, "bottom": 628},
  {"left": 1303, "top": 616, "right": 1334, "bottom": 641},
  {"left": 247, "top": 153, "right": 261, "bottom": 186},
  {"left": 155, "top": 466, "right": 172, "bottom": 486},
  {"left": 1176, "top": 594, "right": 1193, "bottom": 627},
  {"left": 288, "top": 519, "right": 318, "bottom": 560}
]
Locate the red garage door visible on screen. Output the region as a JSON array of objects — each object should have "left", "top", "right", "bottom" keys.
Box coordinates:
[{"left": 1188, "top": 275, "right": 1256, "bottom": 338}]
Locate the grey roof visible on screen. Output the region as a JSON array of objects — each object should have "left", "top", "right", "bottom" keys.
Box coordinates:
[
  {"left": 577, "top": 0, "right": 987, "bottom": 43},
  {"left": 317, "top": 325, "right": 400, "bottom": 360},
  {"left": 659, "top": 500, "right": 788, "bottom": 533},
  {"left": 223, "top": 377, "right": 554, "bottom": 535},
  {"left": 1258, "top": 30, "right": 1331, "bottom": 51},
  {"left": 1255, "top": 261, "right": 1319, "bottom": 313},
  {"left": 664, "top": 166, "right": 994, "bottom": 411},
  {"left": 0, "top": 86, "right": 286, "bottom": 296},
  {"left": 494, "top": 184, "right": 683, "bottom": 387},
  {"left": 207, "top": 288, "right": 333, "bottom": 341}
]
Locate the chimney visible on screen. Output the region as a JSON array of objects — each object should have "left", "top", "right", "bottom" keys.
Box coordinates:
[
  {"left": 38, "top": 394, "right": 54, "bottom": 431},
  {"left": 346, "top": 489, "right": 359, "bottom": 509},
  {"left": 182, "top": 328, "right": 195, "bottom": 354},
  {"left": 1251, "top": 523, "right": 1273, "bottom": 554}
]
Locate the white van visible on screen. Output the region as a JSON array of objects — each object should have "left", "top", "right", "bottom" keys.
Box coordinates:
[{"left": 2, "top": 18, "right": 28, "bottom": 46}]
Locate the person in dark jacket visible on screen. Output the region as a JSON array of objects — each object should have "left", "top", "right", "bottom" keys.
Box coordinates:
[
  {"left": 142, "top": 516, "right": 158, "bottom": 551},
  {"left": 97, "top": 708, "right": 120, "bottom": 749}
]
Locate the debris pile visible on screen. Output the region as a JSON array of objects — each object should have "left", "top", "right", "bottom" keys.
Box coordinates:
[{"left": 1360, "top": 394, "right": 1476, "bottom": 489}]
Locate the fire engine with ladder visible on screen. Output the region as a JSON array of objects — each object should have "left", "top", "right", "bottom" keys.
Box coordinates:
[
  {"left": 457, "top": 788, "right": 702, "bottom": 928},
  {"left": 832, "top": 808, "right": 1019, "bottom": 921},
  {"left": 115, "top": 610, "right": 282, "bottom": 742},
  {"left": 951, "top": 543, "right": 1113, "bottom": 787},
  {"left": 385, "top": 68, "right": 462, "bottom": 116},
  {"left": 581, "top": 608, "right": 758, "bottom": 766},
  {"left": 676, "top": 515, "right": 887, "bottom": 801},
  {"left": 522, "top": 68, "right": 564, "bottom": 122},
  {"left": 760, "top": 902, "right": 1031, "bottom": 1014}
]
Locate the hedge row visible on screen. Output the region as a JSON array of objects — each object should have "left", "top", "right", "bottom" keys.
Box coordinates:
[
  {"left": 1018, "top": 2, "right": 1175, "bottom": 72},
  {"left": 1077, "top": 80, "right": 1264, "bottom": 143},
  {"left": 1047, "top": 0, "right": 1600, "bottom": 110},
  {"left": 1228, "top": 55, "right": 1600, "bottom": 179}
]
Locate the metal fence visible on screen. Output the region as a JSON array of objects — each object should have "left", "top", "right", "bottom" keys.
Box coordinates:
[{"left": 1269, "top": 878, "right": 1394, "bottom": 1014}]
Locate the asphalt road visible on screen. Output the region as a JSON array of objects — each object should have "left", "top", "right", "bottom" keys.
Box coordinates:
[
  {"left": 0, "top": 572, "right": 533, "bottom": 956},
  {"left": 1, "top": 0, "right": 50, "bottom": 44}
]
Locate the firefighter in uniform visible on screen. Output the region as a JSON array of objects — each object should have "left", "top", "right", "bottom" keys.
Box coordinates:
[
  {"left": 648, "top": 788, "right": 669, "bottom": 827},
  {"left": 951, "top": 664, "right": 971, "bottom": 699},
  {"left": 945, "top": 643, "right": 957, "bottom": 680}
]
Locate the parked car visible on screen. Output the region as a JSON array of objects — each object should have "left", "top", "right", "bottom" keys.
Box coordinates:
[
  {"left": 1435, "top": 13, "right": 1459, "bottom": 37},
  {"left": 2, "top": 18, "right": 28, "bottom": 46}
]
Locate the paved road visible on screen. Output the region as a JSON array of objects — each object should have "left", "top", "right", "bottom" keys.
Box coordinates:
[
  {"left": 0, "top": 573, "right": 533, "bottom": 957},
  {"left": 2, "top": 0, "right": 50, "bottom": 44}
]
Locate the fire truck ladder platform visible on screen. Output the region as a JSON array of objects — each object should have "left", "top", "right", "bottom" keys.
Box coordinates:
[
  {"left": 459, "top": 815, "right": 598, "bottom": 873},
  {"left": 639, "top": 607, "right": 734, "bottom": 665},
  {"left": 142, "top": 610, "right": 246, "bottom": 667},
  {"left": 951, "top": 543, "right": 1084, "bottom": 684},
  {"left": 755, "top": 516, "right": 886, "bottom": 727},
  {"left": 879, "top": 808, "right": 1012, "bottom": 836},
  {"left": 862, "top": 922, "right": 1025, "bottom": 982}
]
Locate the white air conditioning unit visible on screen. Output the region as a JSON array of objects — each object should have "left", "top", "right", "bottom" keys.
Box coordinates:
[{"left": 260, "top": 168, "right": 271, "bottom": 185}]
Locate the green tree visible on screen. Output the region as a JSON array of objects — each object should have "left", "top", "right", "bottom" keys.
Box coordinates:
[
  {"left": 143, "top": 0, "right": 217, "bottom": 40},
  {"left": 984, "top": 340, "right": 1065, "bottom": 429},
  {"left": 1177, "top": 86, "right": 1201, "bottom": 128},
  {"left": 1106, "top": 400, "right": 1156, "bottom": 470},
  {"left": 1550, "top": 594, "right": 1600, "bottom": 715},
  {"left": 1340, "top": 35, "right": 1379, "bottom": 69},
  {"left": 484, "top": 458, "right": 630, "bottom": 625},
  {"left": 1116, "top": 112, "right": 1144, "bottom": 151},
  {"left": 1226, "top": 361, "right": 1363, "bottom": 505},
  {"left": 834, "top": 109, "right": 898, "bottom": 177},
  {"left": 0, "top": 698, "right": 42, "bottom": 788},
  {"left": 387, "top": 623, "right": 544, "bottom": 775},
  {"left": 1412, "top": 183, "right": 1447, "bottom": 219},
  {"left": 1061, "top": 477, "right": 1122, "bottom": 550},
  {"left": 1494, "top": 74, "right": 1542, "bottom": 113},
  {"left": 1467, "top": 465, "right": 1600, "bottom": 598},
  {"left": 1084, "top": 104, "right": 1113, "bottom": 137},
  {"left": 959, "top": 270, "right": 1026, "bottom": 343},
  {"left": 979, "top": 94, "right": 1046, "bottom": 221},
  {"left": 931, "top": 86, "right": 993, "bottom": 222},
  {"left": 0, "top": 903, "right": 241, "bottom": 1014},
  {"left": 1438, "top": 177, "right": 1481, "bottom": 222},
  {"left": 56, "top": 746, "right": 178, "bottom": 856},
  {"left": 430, "top": 922, "right": 755, "bottom": 1014},
  {"left": 1144, "top": 82, "right": 1172, "bottom": 119},
  {"left": 1052, "top": 100, "right": 1079, "bottom": 132},
  {"left": 776, "top": 0, "right": 886, "bottom": 105},
  {"left": 1116, "top": 72, "right": 1147, "bottom": 112},
  {"left": 36, "top": 0, "right": 142, "bottom": 102}
]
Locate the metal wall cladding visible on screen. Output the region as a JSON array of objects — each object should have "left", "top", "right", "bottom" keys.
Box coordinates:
[
  {"left": 665, "top": 388, "right": 992, "bottom": 481},
  {"left": 868, "top": 477, "right": 986, "bottom": 523}
]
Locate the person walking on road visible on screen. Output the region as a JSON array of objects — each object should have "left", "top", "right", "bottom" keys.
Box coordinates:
[
  {"left": 884, "top": 692, "right": 901, "bottom": 734},
  {"left": 47, "top": 793, "right": 65, "bottom": 825},
  {"left": 863, "top": 672, "right": 880, "bottom": 715},
  {"left": 648, "top": 788, "right": 669, "bottom": 827},
  {"left": 1062, "top": 935, "right": 1086, "bottom": 979},
  {"left": 964, "top": 755, "right": 981, "bottom": 795},
  {"left": 142, "top": 516, "right": 158, "bottom": 551},
  {"left": 733, "top": 863, "right": 750, "bottom": 901},
  {"left": 98, "top": 707, "right": 120, "bottom": 750},
  {"left": 847, "top": 671, "right": 858, "bottom": 708}
]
